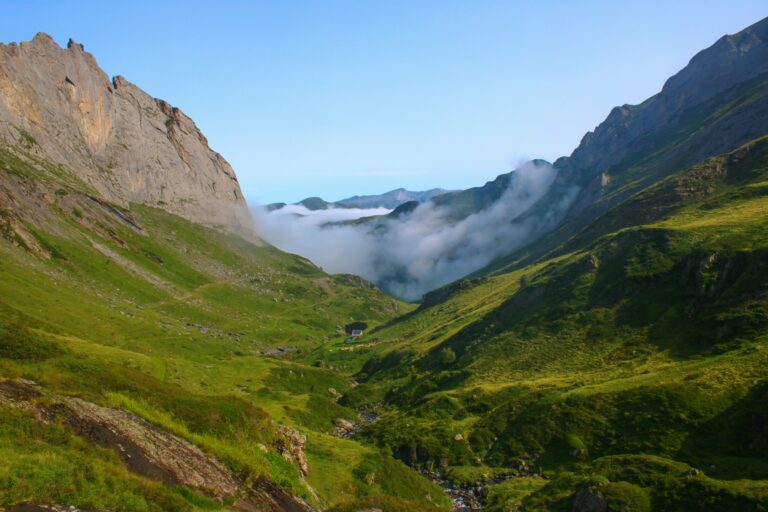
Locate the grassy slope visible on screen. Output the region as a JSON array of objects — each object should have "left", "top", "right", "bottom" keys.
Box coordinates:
[
  {"left": 3, "top": 129, "right": 768, "bottom": 510},
  {"left": 314, "top": 138, "right": 768, "bottom": 510},
  {"left": 0, "top": 144, "right": 447, "bottom": 511}
]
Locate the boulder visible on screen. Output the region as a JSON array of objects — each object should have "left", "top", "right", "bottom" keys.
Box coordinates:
[
  {"left": 334, "top": 418, "right": 355, "bottom": 431},
  {"left": 572, "top": 486, "right": 608, "bottom": 512}
]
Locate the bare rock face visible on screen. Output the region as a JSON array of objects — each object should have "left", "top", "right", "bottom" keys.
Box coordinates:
[
  {"left": 276, "top": 425, "right": 309, "bottom": 476},
  {"left": 571, "top": 486, "right": 608, "bottom": 512},
  {"left": 0, "top": 33, "right": 252, "bottom": 232},
  {"left": 0, "top": 378, "right": 239, "bottom": 498},
  {"left": 0, "top": 379, "right": 314, "bottom": 512}
]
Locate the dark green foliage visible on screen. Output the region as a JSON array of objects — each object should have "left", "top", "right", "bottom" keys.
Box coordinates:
[
  {"left": 602, "top": 481, "right": 651, "bottom": 512},
  {"left": 439, "top": 347, "right": 456, "bottom": 365},
  {"left": 16, "top": 128, "right": 37, "bottom": 149},
  {"left": 326, "top": 496, "right": 445, "bottom": 512},
  {"left": 345, "top": 137, "right": 768, "bottom": 510},
  {"left": 0, "top": 323, "right": 61, "bottom": 361},
  {"left": 357, "top": 411, "right": 474, "bottom": 467}
]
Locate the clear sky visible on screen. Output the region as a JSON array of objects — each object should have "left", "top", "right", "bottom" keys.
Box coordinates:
[{"left": 3, "top": 1, "right": 766, "bottom": 204}]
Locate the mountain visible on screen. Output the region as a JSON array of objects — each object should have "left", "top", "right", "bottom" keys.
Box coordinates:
[
  {"left": 259, "top": 15, "right": 768, "bottom": 301},
  {"left": 0, "top": 33, "right": 251, "bottom": 232},
  {"left": 298, "top": 196, "right": 337, "bottom": 211},
  {"left": 383, "top": 15, "right": 768, "bottom": 276},
  {"left": 420, "top": 159, "right": 552, "bottom": 222},
  {"left": 483, "top": 15, "right": 768, "bottom": 275},
  {"left": 300, "top": 18, "right": 768, "bottom": 511},
  {"left": 268, "top": 188, "right": 450, "bottom": 212},
  {"left": 343, "top": 15, "right": 768, "bottom": 297},
  {"left": 333, "top": 133, "right": 768, "bottom": 511},
  {"left": 337, "top": 188, "right": 451, "bottom": 209},
  {"left": 0, "top": 34, "right": 445, "bottom": 511}
]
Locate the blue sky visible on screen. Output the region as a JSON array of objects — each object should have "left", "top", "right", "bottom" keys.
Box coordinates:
[{"left": 3, "top": 1, "right": 766, "bottom": 203}]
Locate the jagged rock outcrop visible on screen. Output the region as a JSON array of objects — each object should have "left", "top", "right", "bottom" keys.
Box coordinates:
[
  {"left": 0, "top": 33, "right": 251, "bottom": 231},
  {"left": 0, "top": 379, "right": 313, "bottom": 512},
  {"left": 275, "top": 425, "right": 309, "bottom": 476}
]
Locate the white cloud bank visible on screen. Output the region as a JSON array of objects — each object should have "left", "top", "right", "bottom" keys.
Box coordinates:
[{"left": 252, "top": 161, "right": 574, "bottom": 301}]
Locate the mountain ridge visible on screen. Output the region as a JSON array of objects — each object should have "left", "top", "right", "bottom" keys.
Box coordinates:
[
  {"left": 337, "top": 188, "right": 450, "bottom": 209},
  {"left": 265, "top": 187, "right": 450, "bottom": 212},
  {"left": 0, "top": 33, "right": 252, "bottom": 232},
  {"left": 479, "top": 15, "right": 768, "bottom": 276}
]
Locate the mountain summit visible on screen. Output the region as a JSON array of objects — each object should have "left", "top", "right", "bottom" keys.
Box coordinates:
[{"left": 0, "top": 33, "right": 251, "bottom": 231}]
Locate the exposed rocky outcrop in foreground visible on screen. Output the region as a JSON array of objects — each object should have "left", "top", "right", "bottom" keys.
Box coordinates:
[{"left": 0, "top": 379, "right": 313, "bottom": 512}]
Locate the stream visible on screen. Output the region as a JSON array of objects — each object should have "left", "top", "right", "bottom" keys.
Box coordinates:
[
  {"left": 334, "top": 412, "right": 534, "bottom": 511},
  {"left": 420, "top": 469, "right": 505, "bottom": 511},
  {"left": 431, "top": 474, "right": 485, "bottom": 511},
  {"left": 422, "top": 469, "right": 546, "bottom": 511}
]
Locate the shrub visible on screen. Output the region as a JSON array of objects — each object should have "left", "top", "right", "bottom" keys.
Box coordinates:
[{"left": 0, "top": 324, "right": 61, "bottom": 361}]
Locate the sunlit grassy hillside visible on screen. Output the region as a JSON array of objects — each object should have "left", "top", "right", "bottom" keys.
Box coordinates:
[
  {"left": 0, "top": 141, "right": 446, "bottom": 511},
  {"left": 308, "top": 138, "right": 768, "bottom": 511}
]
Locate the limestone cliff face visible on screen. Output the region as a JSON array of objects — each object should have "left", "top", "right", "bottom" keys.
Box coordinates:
[{"left": 0, "top": 33, "right": 251, "bottom": 231}]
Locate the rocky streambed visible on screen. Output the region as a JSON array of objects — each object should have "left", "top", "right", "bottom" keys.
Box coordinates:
[
  {"left": 420, "top": 470, "right": 494, "bottom": 511},
  {"left": 333, "top": 410, "right": 379, "bottom": 438},
  {"left": 332, "top": 409, "right": 547, "bottom": 511},
  {"left": 422, "top": 469, "right": 548, "bottom": 511},
  {"left": 435, "top": 477, "right": 485, "bottom": 511}
]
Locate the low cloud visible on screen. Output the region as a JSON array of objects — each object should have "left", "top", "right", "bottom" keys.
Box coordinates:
[{"left": 252, "top": 161, "right": 576, "bottom": 301}]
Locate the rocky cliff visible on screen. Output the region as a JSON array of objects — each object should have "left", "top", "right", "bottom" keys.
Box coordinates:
[
  {"left": 483, "top": 16, "right": 768, "bottom": 274},
  {"left": 556, "top": 15, "right": 768, "bottom": 190},
  {"left": 0, "top": 33, "right": 251, "bottom": 231}
]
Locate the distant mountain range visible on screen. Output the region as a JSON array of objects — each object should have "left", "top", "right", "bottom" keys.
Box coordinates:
[
  {"left": 336, "top": 188, "right": 451, "bottom": 209},
  {"left": 266, "top": 187, "right": 451, "bottom": 211}
]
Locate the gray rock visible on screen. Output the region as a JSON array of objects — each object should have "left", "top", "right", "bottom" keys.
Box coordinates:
[
  {"left": 0, "top": 379, "right": 312, "bottom": 511},
  {"left": 572, "top": 486, "right": 608, "bottom": 512},
  {"left": 333, "top": 418, "right": 354, "bottom": 431},
  {"left": 0, "top": 33, "right": 252, "bottom": 233}
]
